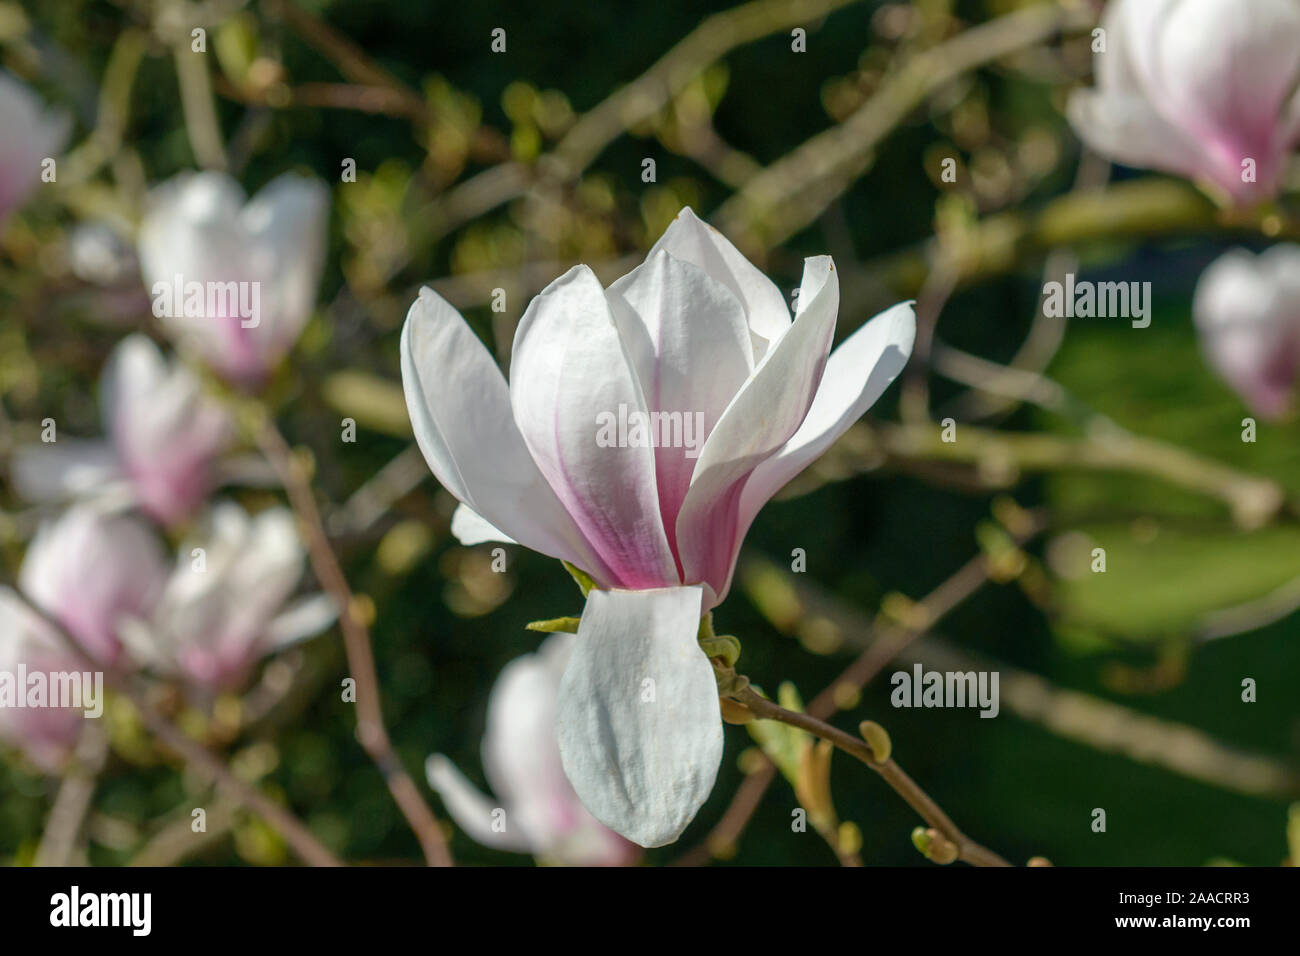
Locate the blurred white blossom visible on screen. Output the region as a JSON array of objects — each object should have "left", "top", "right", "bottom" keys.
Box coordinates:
[
  {"left": 119, "top": 503, "right": 334, "bottom": 691},
  {"left": 1193, "top": 244, "right": 1300, "bottom": 418},
  {"left": 137, "top": 171, "right": 329, "bottom": 388},
  {"left": 1067, "top": 0, "right": 1300, "bottom": 204},
  {"left": 0, "top": 589, "right": 92, "bottom": 771},
  {"left": 17, "top": 504, "right": 168, "bottom": 668},
  {"left": 12, "top": 334, "right": 233, "bottom": 525},
  {"left": 0, "top": 72, "right": 69, "bottom": 224},
  {"left": 426, "top": 633, "right": 638, "bottom": 866}
]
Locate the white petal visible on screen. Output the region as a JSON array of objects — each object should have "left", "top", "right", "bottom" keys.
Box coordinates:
[
  {"left": 606, "top": 250, "right": 753, "bottom": 553},
  {"left": 401, "top": 286, "right": 613, "bottom": 581},
  {"left": 240, "top": 173, "right": 330, "bottom": 354},
  {"left": 0, "top": 73, "right": 71, "bottom": 220},
  {"left": 450, "top": 503, "right": 517, "bottom": 546},
  {"left": 138, "top": 172, "right": 247, "bottom": 291},
  {"left": 742, "top": 301, "right": 915, "bottom": 513},
  {"left": 425, "top": 754, "right": 533, "bottom": 852},
  {"left": 137, "top": 173, "right": 257, "bottom": 380},
  {"left": 1153, "top": 0, "right": 1300, "bottom": 152},
  {"left": 100, "top": 334, "right": 231, "bottom": 522},
  {"left": 1066, "top": 91, "right": 1198, "bottom": 173},
  {"left": 648, "top": 207, "right": 791, "bottom": 360},
  {"left": 263, "top": 593, "right": 338, "bottom": 651},
  {"left": 555, "top": 586, "right": 721, "bottom": 847},
  {"left": 1192, "top": 247, "right": 1300, "bottom": 417},
  {"left": 0, "top": 586, "right": 63, "bottom": 658},
  {"left": 674, "top": 256, "right": 840, "bottom": 603},
  {"left": 712, "top": 302, "right": 915, "bottom": 602},
  {"left": 481, "top": 633, "right": 584, "bottom": 850},
  {"left": 114, "top": 614, "right": 170, "bottom": 670},
  {"left": 9, "top": 440, "right": 123, "bottom": 502},
  {"left": 509, "top": 266, "right": 678, "bottom": 589},
  {"left": 19, "top": 505, "right": 168, "bottom": 665}
]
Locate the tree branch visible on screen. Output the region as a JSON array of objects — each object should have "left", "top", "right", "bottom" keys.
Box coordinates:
[
  {"left": 730, "top": 686, "right": 1011, "bottom": 866},
  {"left": 253, "top": 416, "right": 453, "bottom": 867}
]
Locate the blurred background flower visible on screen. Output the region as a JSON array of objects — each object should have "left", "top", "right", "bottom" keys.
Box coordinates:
[
  {"left": 426, "top": 633, "right": 638, "bottom": 866},
  {"left": 1067, "top": 0, "right": 1300, "bottom": 205},
  {"left": 12, "top": 334, "right": 233, "bottom": 524},
  {"left": 0, "top": 71, "right": 67, "bottom": 223},
  {"left": 1194, "top": 245, "right": 1300, "bottom": 419},
  {"left": 118, "top": 502, "right": 334, "bottom": 692},
  {"left": 138, "top": 171, "right": 329, "bottom": 389}
]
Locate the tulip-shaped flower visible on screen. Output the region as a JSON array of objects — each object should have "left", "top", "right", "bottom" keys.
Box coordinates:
[
  {"left": 402, "top": 207, "right": 914, "bottom": 845},
  {"left": 15, "top": 505, "right": 168, "bottom": 668},
  {"left": 1193, "top": 244, "right": 1300, "bottom": 418},
  {"left": 137, "top": 171, "right": 329, "bottom": 388},
  {"left": 0, "top": 590, "right": 93, "bottom": 771},
  {"left": 12, "top": 335, "right": 232, "bottom": 524},
  {"left": 1067, "top": 0, "right": 1300, "bottom": 205},
  {"left": 0, "top": 72, "right": 69, "bottom": 224},
  {"left": 426, "top": 633, "right": 639, "bottom": 865},
  {"left": 118, "top": 503, "right": 335, "bottom": 691}
]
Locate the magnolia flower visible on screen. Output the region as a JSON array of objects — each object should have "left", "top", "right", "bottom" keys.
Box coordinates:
[
  {"left": 1193, "top": 244, "right": 1300, "bottom": 418},
  {"left": 16, "top": 505, "right": 168, "bottom": 668},
  {"left": 402, "top": 207, "right": 915, "bottom": 845},
  {"left": 426, "top": 633, "right": 639, "bottom": 865},
  {"left": 118, "top": 503, "right": 335, "bottom": 691},
  {"left": 1067, "top": 0, "right": 1300, "bottom": 205},
  {"left": 0, "top": 589, "right": 90, "bottom": 771},
  {"left": 137, "top": 171, "right": 329, "bottom": 388},
  {"left": 0, "top": 72, "right": 69, "bottom": 223},
  {"left": 12, "top": 335, "right": 233, "bottom": 524}
]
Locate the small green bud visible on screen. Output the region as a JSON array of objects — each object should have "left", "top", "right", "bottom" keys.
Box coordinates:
[{"left": 858, "top": 720, "right": 892, "bottom": 763}]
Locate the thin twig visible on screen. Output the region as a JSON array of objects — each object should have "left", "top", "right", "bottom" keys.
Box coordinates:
[
  {"left": 767, "top": 566, "right": 1300, "bottom": 799},
  {"left": 672, "top": 759, "right": 778, "bottom": 866},
  {"left": 421, "top": 0, "right": 865, "bottom": 242},
  {"left": 682, "top": 530, "right": 1033, "bottom": 865},
  {"left": 20, "top": 600, "right": 343, "bottom": 866},
  {"left": 253, "top": 417, "right": 453, "bottom": 867},
  {"left": 172, "top": 39, "right": 227, "bottom": 170},
  {"left": 34, "top": 722, "right": 108, "bottom": 866},
  {"left": 715, "top": 0, "right": 1097, "bottom": 252},
  {"left": 731, "top": 687, "right": 1011, "bottom": 867},
  {"left": 129, "top": 690, "right": 342, "bottom": 865}
]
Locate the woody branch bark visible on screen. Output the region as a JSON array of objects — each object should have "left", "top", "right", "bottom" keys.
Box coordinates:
[{"left": 253, "top": 416, "right": 454, "bottom": 867}]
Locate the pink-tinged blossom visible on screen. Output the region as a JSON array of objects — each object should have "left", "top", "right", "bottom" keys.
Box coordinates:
[
  {"left": 0, "top": 506, "right": 154, "bottom": 769},
  {"left": 426, "top": 633, "right": 639, "bottom": 866},
  {"left": 0, "top": 589, "right": 89, "bottom": 771},
  {"left": 1193, "top": 244, "right": 1300, "bottom": 418},
  {"left": 401, "top": 207, "right": 914, "bottom": 847},
  {"left": 11, "top": 335, "right": 233, "bottom": 525},
  {"left": 1067, "top": 0, "right": 1300, "bottom": 205},
  {"left": 0, "top": 72, "right": 69, "bottom": 224},
  {"left": 17, "top": 505, "right": 168, "bottom": 669},
  {"left": 137, "top": 171, "right": 329, "bottom": 389},
  {"left": 117, "top": 503, "right": 335, "bottom": 692}
]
